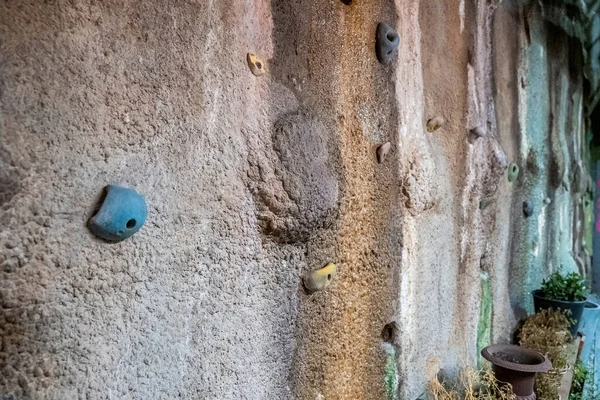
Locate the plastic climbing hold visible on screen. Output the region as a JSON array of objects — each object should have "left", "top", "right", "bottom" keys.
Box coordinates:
[
  {"left": 377, "top": 142, "right": 391, "bottom": 163},
  {"left": 88, "top": 185, "right": 147, "bottom": 241},
  {"left": 543, "top": 197, "right": 551, "bottom": 205},
  {"left": 508, "top": 163, "right": 519, "bottom": 182},
  {"left": 376, "top": 23, "right": 399, "bottom": 65},
  {"left": 426, "top": 116, "right": 445, "bottom": 133},
  {"left": 247, "top": 53, "right": 265, "bottom": 76},
  {"left": 479, "top": 198, "right": 493, "bottom": 210},
  {"left": 523, "top": 200, "right": 534, "bottom": 218},
  {"left": 303, "top": 263, "right": 336, "bottom": 293},
  {"left": 470, "top": 126, "right": 486, "bottom": 139}
]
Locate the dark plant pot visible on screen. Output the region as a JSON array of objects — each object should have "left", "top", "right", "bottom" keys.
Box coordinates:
[
  {"left": 481, "top": 344, "right": 551, "bottom": 400},
  {"left": 532, "top": 290, "right": 586, "bottom": 337}
]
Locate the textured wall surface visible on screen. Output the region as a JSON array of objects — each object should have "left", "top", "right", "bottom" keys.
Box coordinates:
[{"left": 0, "top": 0, "right": 590, "bottom": 399}]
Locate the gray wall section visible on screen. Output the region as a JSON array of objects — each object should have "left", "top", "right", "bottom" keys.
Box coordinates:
[
  {"left": 0, "top": 1, "right": 591, "bottom": 399},
  {"left": 594, "top": 161, "right": 600, "bottom": 293}
]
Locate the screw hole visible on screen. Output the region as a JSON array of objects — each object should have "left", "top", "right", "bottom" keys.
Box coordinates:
[
  {"left": 387, "top": 50, "right": 392, "bottom": 55},
  {"left": 512, "top": 165, "right": 517, "bottom": 173},
  {"left": 327, "top": 274, "right": 332, "bottom": 281},
  {"left": 255, "top": 62, "right": 262, "bottom": 69},
  {"left": 386, "top": 33, "right": 396, "bottom": 42},
  {"left": 126, "top": 219, "right": 136, "bottom": 229}
]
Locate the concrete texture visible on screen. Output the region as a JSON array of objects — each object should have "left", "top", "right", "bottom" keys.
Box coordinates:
[{"left": 0, "top": 0, "right": 591, "bottom": 399}]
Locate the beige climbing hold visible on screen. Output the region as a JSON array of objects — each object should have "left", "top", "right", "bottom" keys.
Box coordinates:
[
  {"left": 377, "top": 142, "right": 391, "bottom": 163},
  {"left": 247, "top": 53, "right": 266, "bottom": 76},
  {"left": 303, "top": 263, "right": 336, "bottom": 293},
  {"left": 426, "top": 116, "right": 445, "bottom": 132}
]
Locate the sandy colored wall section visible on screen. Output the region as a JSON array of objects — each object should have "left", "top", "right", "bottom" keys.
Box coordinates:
[{"left": 0, "top": 0, "right": 589, "bottom": 399}]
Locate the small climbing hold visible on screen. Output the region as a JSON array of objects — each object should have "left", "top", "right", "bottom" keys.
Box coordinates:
[
  {"left": 377, "top": 142, "right": 391, "bottom": 163},
  {"left": 426, "top": 116, "right": 445, "bottom": 133},
  {"left": 479, "top": 198, "right": 494, "bottom": 210},
  {"left": 543, "top": 197, "right": 551, "bottom": 205},
  {"left": 88, "top": 185, "right": 147, "bottom": 241},
  {"left": 375, "top": 23, "right": 399, "bottom": 65},
  {"left": 303, "top": 263, "right": 336, "bottom": 293},
  {"left": 470, "top": 126, "right": 486, "bottom": 139},
  {"left": 247, "top": 53, "right": 266, "bottom": 76},
  {"left": 507, "top": 163, "right": 519, "bottom": 182},
  {"left": 522, "top": 200, "right": 533, "bottom": 218}
]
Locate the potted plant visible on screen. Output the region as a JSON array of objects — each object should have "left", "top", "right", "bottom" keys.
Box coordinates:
[{"left": 532, "top": 271, "right": 588, "bottom": 337}]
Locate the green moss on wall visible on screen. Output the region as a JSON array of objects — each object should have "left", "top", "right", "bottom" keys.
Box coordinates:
[{"left": 384, "top": 344, "right": 398, "bottom": 400}]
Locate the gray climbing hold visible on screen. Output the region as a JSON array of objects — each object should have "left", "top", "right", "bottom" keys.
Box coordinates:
[
  {"left": 470, "top": 126, "right": 486, "bottom": 139},
  {"left": 377, "top": 141, "right": 391, "bottom": 163},
  {"left": 479, "top": 198, "right": 494, "bottom": 210},
  {"left": 247, "top": 53, "right": 266, "bottom": 76},
  {"left": 426, "top": 116, "right": 445, "bottom": 133},
  {"left": 508, "top": 163, "right": 519, "bottom": 182},
  {"left": 376, "top": 23, "right": 399, "bottom": 65},
  {"left": 523, "top": 200, "right": 534, "bottom": 218}
]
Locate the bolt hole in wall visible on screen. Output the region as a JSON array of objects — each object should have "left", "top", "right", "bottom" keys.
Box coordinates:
[
  {"left": 381, "top": 322, "right": 398, "bottom": 343},
  {"left": 126, "top": 219, "right": 136, "bottom": 229}
]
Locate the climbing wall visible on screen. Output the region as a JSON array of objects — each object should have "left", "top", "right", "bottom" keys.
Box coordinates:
[{"left": 0, "top": 0, "right": 590, "bottom": 399}]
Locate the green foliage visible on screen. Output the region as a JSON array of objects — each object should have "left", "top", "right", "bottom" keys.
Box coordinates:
[
  {"left": 568, "top": 361, "right": 588, "bottom": 400},
  {"left": 539, "top": 272, "right": 588, "bottom": 302}
]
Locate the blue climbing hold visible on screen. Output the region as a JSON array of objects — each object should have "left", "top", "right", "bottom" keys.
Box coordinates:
[{"left": 88, "top": 185, "right": 147, "bottom": 241}]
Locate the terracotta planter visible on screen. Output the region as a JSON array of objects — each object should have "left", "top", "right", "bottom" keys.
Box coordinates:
[{"left": 481, "top": 344, "right": 551, "bottom": 400}]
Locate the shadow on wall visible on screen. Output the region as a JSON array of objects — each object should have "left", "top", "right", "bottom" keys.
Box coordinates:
[{"left": 264, "top": 0, "right": 405, "bottom": 398}]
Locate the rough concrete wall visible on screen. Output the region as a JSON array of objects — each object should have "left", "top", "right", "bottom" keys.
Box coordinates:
[{"left": 0, "top": 0, "right": 589, "bottom": 399}]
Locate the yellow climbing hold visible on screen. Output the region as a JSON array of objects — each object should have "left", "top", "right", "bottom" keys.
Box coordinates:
[
  {"left": 247, "top": 53, "right": 266, "bottom": 76},
  {"left": 426, "top": 116, "right": 445, "bottom": 132},
  {"left": 303, "top": 263, "right": 336, "bottom": 293}
]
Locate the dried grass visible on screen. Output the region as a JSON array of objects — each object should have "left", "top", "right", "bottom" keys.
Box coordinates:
[
  {"left": 519, "top": 308, "right": 572, "bottom": 400},
  {"left": 428, "top": 366, "right": 516, "bottom": 400}
]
